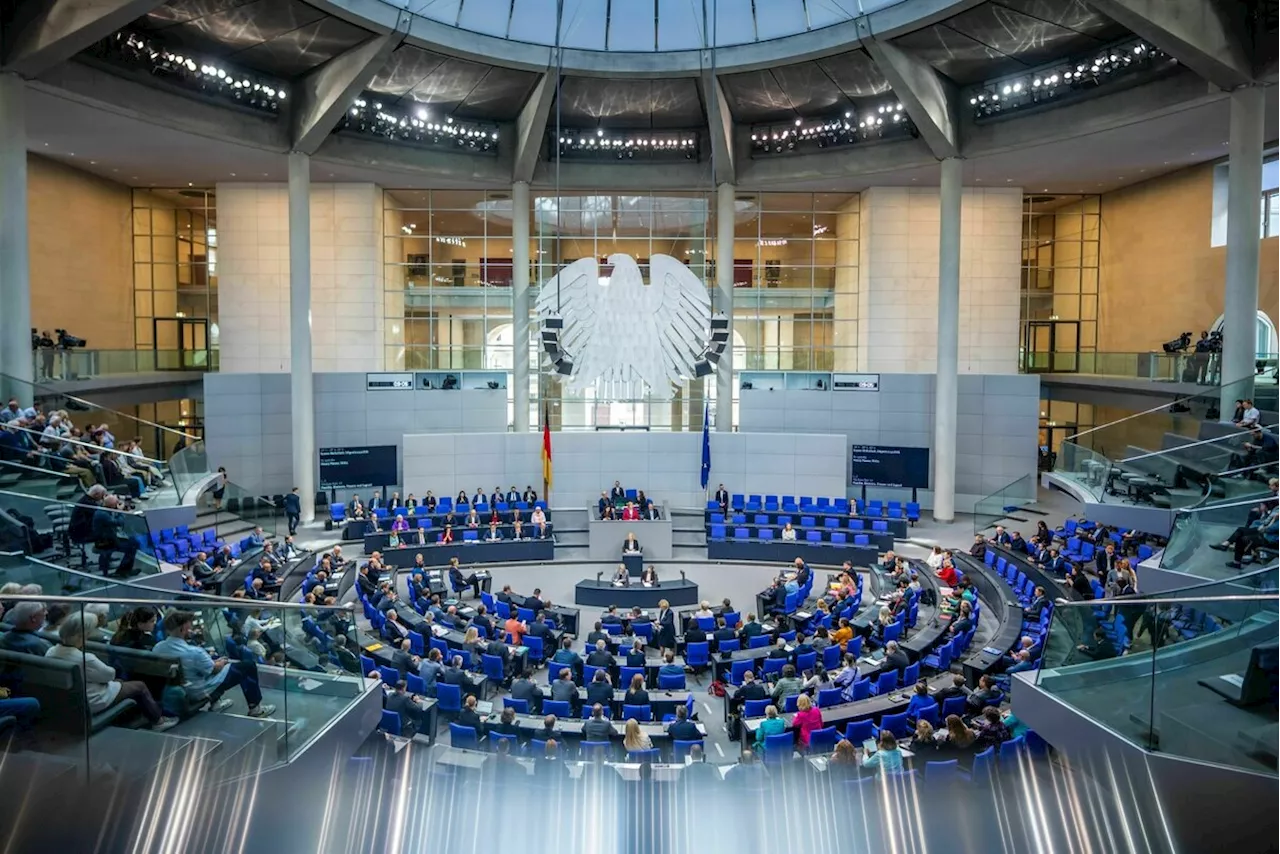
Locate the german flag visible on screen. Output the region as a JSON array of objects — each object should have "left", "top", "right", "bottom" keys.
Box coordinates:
[{"left": 541, "top": 402, "right": 553, "bottom": 495}]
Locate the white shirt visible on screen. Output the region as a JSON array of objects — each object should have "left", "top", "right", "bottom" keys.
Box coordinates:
[
  {"left": 781, "top": 528, "right": 797, "bottom": 541},
  {"left": 1241, "top": 407, "right": 1260, "bottom": 426},
  {"left": 926, "top": 552, "right": 944, "bottom": 569},
  {"left": 46, "top": 645, "right": 120, "bottom": 712}
]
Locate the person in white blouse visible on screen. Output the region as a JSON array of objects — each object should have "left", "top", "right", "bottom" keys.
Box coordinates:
[
  {"left": 781, "top": 522, "right": 797, "bottom": 541},
  {"left": 530, "top": 506, "right": 547, "bottom": 538},
  {"left": 46, "top": 613, "right": 178, "bottom": 730},
  {"left": 926, "top": 546, "right": 945, "bottom": 570}
]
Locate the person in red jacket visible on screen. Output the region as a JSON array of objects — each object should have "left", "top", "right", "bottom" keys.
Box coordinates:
[
  {"left": 935, "top": 558, "right": 960, "bottom": 588},
  {"left": 791, "top": 693, "right": 824, "bottom": 749}
]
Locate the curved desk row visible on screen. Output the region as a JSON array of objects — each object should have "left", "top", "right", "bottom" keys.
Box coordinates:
[
  {"left": 952, "top": 552, "right": 1027, "bottom": 683},
  {"left": 483, "top": 710, "right": 707, "bottom": 743},
  {"left": 574, "top": 579, "right": 699, "bottom": 608},
  {"left": 707, "top": 539, "right": 882, "bottom": 566},
  {"left": 371, "top": 537, "right": 555, "bottom": 568},
  {"left": 988, "top": 545, "right": 1086, "bottom": 602}
]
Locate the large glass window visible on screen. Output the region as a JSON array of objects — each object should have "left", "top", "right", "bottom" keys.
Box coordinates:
[
  {"left": 1019, "top": 194, "right": 1100, "bottom": 372},
  {"left": 382, "top": 189, "right": 858, "bottom": 430},
  {"left": 131, "top": 189, "right": 217, "bottom": 356}
]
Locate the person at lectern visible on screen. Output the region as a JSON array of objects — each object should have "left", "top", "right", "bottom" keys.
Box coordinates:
[
  {"left": 613, "top": 564, "right": 630, "bottom": 586},
  {"left": 623, "top": 532, "right": 641, "bottom": 555}
]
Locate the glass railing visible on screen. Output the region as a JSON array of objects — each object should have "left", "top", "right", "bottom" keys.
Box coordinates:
[
  {"left": 169, "top": 439, "right": 211, "bottom": 502},
  {"left": 1, "top": 421, "right": 177, "bottom": 504},
  {"left": 1023, "top": 349, "right": 1278, "bottom": 383},
  {"left": 34, "top": 348, "right": 217, "bottom": 380},
  {"left": 1035, "top": 573, "right": 1277, "bottom": 774},
  {"left": 1053, "top": 375, "right": 1267, "bottom": 504},
  {"left": 0, "top": 587, "right": 368, "bottom": 781},
  {"left": 207, "top": 480, "right": 284, "bottom": 544},
  {"left": 0, "top": 458, "right": 88, "bottom": 501},
  {"left": 0, "top": 487, "right": 161, "bottom": 576},
  {"left": 1160, "top": 493, "right": 1279, "bottom": 582},
  {"left": 972, "top": 474, "right": 1038, "bottom": 534}
]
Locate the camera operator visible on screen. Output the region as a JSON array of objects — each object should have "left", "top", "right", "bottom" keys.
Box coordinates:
[
  {"left": 31, "top": 330, "right": 55, "bottom": 380},
  {"left": 1193, "top": 331, "right": 1213, "bottom": 384}
]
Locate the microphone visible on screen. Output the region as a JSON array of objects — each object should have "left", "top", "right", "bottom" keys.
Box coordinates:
[
  {"left": 680, "top": 570, "right": 686, "bottom": 582},
  {"left": 596, "top": 571, "right": 603, "bottom": 583}
]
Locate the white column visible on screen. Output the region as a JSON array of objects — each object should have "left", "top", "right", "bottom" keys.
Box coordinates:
[
  {"left": 0, "top": 73, "right": 33, "bottom": 390},
  {"left": 715, "top": 183, "right": 735, "bottom": 431},
  {"left": 512, "top": 181, "right": 531, "bottom": 432},
  {"left": 1221, "top": 85, "right": 1264, "bottom": 412},
  {"left": 288, "top": 152, "right": 316, "bottom": 522},
  {"left": 934, "top": 158, "right": 962, "bottom": 522}
]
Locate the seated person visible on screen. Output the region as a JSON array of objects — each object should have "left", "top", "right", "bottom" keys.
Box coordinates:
[
  {"left": 964, "top": 674, "right": 1001, "bottom": 713},
  {"left": 448, "top": 559, "right": 483, "bottom": 598},
  {"left": 598, "top": 492, "right": 610, "bottom": 519},
  {"left": 438, "top": 525, "right": 455, "bottom": 545},
  {"left": 643, "top": 501, "right": 660, "bottom": 521},
  {"left": 882, "top": 640, "right": 909, "bottom": 673},
  {"left": 454, "top": 490, "right": 468, "bottom": 506},
  {"left": 620, "top": 502, "right": 640, "bottom": 521},
  {"left": 486, "top": 520, "right": 503, "bottom": 541},
  {"left": 769, "top": 664, "right": 803, "bottom": 705},
  {"left": 465, "top": 508, "right": 480, "bottom": 529},
  {"left": 639, "top": 565, "right": 658, "bottom": 586},
  {"left": 586, "top": 641, "right": 616, "bottom": 670},
  {"left": 968, "top": 534, "right": 987, "bottom": 557},
  {"left": 530, "top": 506, "right": 548, "bottom": 538},
  {"left": 935, "top": 558, "right": 961, "bottom": 588},
  {"left": 156, "top": 610, "right": 276, "bottom": 718},
  {"left": 523, "top": 486, "right": 538, "bottom": 504},
  {"left": 665, "top": 704, "right": 702, "bottom": 742},
  {"left": 780, "top": 522, "right": 797, "bottom": 541},
  {"left": 506, "top": 486, "right": 521, "bottom": 504},
  {"left": 1075, "top": 627, "right": 1118, "bottom": 661},
  {"left": 987, "top": 526, "right": 1012, "bottom": 547},
  {"left": 512, "top": 520, "right": 526, "bottom": 540},
  {"left": 625, "top": 640, "right": 647, "bottom": 667},
  {"left": 586, "top": 670, "right": 613, "bottom": 706},
  {"left": 612, "top": 564, "right": 630, "bottom": 586},
  {"left": 623, "top": 532, "right": 641, "bottom": 554},
  {"left": 1009, "top": 531, "right": 1028, "bottom": 553},
  {"left": 423, "top": 492, "right": 437, "bottom": 513},
  {"left": 658, "top": 652, "right": 685, "bottom": 681},
  {"left": 601, "top": 504, "right": 617, "bottom": 521}
]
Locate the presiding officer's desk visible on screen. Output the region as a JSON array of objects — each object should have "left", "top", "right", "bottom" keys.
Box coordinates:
[
  {"left": 574, "top": 578, "right": 698, "bottom": 608},
  {"left": 708, "top": 509, "right": 909, "bottom": 540},
  {"left": 709, "top": 538, "right": 882, "bottom": 566},
  {"left": 588, "top": 501, "right": 673, "bottom": 560},
  {"left": 368, "top": 536, "right": 554, "bottom": 568}
]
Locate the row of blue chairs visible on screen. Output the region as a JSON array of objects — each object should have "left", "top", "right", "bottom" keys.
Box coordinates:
[
  {"left": 710, "top": 513, "right": 894, "bottom": 532},
  {"left": 711, "top": 495, "right": 920, "bottom": 520},
  {"left": 146, "top": 524, "right": 229, "bottom": 563},
  {"left": 709, "top": 526, "right": 880, "bottom": 546}
]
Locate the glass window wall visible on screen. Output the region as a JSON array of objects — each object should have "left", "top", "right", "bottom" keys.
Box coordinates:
[
  {"left": 131, "top": 189, "right": 217, "bottom": 361},
  {"left": 1020, "top": 194, "right": 1100, "bottom": 373}
]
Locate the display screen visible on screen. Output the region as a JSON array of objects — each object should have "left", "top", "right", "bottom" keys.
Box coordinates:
[
  {"left": 366, "top": 372, "right": 413, "bottom": 390},
  {"left": 832, "top": 372, "right": 880, "bottom": 391},
  {"left": 850, "top": 445, "right": 930, "bottom": 489},
  {"left": 319, "top": 445, "right": 398, "bottom": 491}
]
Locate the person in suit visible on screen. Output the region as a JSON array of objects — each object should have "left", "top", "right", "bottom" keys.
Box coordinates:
[
  {"left": 523, "top": 486, "right": 538, "bottom": 504},
  {"left": 586, "top": 639, "right": 616, "bottom": 668},
  {"left": 932, "top": 673, "right": 970, "bottom": 705},
  {"left": 623, "top": 532, "right": 641, "bottom": 554},
  {"left": 536, "top": 714, "right": 560, "bottom": 742},
  {"left": 442, "top": 655, "right": 481, "bottom": 696},
  {"left": 471, "top": 488, "right": 486, "bottom": 506},
  {"left": 384, "top": 680, "right": 426, "bottom": 737},
  {"left": 526, "top": 611, "right": 552, "bottom": 646},
  {"left": 643, "top": 501, "right": 661, "bottom": 521},
  {"left": 1024, "top": 586, "right": 1050, "bottom": 620},
  {"left": 625, "top": 640, "right": 647, "bottom": 667},
  {"left": 598, "top": 492, "right": 610, "bottom": 519},
  {"left": 738, "top": 613, "right": 763, "bottom": 641},
  {"left": 1095, "top": 542, "right": 1120, "bottom": 577},
  {"left": 683, "top": 617, "right": 708, "bottom": 647},
  {"left": 729, "top": 671, "right": 768, "bottom": 715},
  {"left": 1075, "top": 627, "right": 1118, "bottom": 661},
  {"left": 610, "top": 481, "right": 626, "bottom": 503},
  {"left": 523, "top": 589, "right": 546, "bottom": 613},
  {"left": 612, "top": 564, "right": 630, "bottom": 586},
  {"left": 623, "top": 673, "right": 650, "bottom": 707},
  {"left": 509, "top": 668, "right": 543, "bottom": 713},
  {"left": 506, "top": 486, "right": 520, "bottom": 504},
  {"left": 488, "top": 706, "right": 522, "bottom": 741},
  {"left": 965, "top": 675, "right": 1002, "bottom": 713},
  {"left": 449, "top": 559, "right": 482, "bottom": 599},
  {"left": 882, "top": 640, "right": 910, "bottom": 673},
  {"left": 767, "top": 637, "right": 790, "bottom": 660},
  {"left": 639, "top": 565, "right": 658, "bottom": 586},
  {"left": 586, "top": 670, "right": 613, "bottom": 706},
  {"left": 582, "top": 704, "right": 615, "bottom": 742},
  {"left": 602, "top": 605, "right": 623, "bottom": 625},
  {"left": 665, "top": 705, "right": 701, "bottom": 742},
  {"left": 948, "top": 601, "right": 975, "bottom": 638},
  {"left": 490, "top": 487, "right": 503, "bottom": 507},
  {"left": 456, "top": 694, "right": 486, "bottom": 736},
  {"left": 655, "top": 599, "right": 676, "bottom": 655},
  {"left": 549, "top": 668, "right": 578, "bottom": 711},
  {"left": 714, "top": 483, "right": 729, "bottom": 512},
  {"left": 586, "top": 621, "right": 609, "bottom": 646},
  {"left": 485, "top": 635, "right": 512, "bottom": 682},
  {"left": 551, "top": 637, "right": 582, "bottom": 675},
  {"left": 1039, "top": 548, "right": 1069, "bottom": 576},
  {"left": 711, "top": 617, "right": 737, "bottom": 652}
]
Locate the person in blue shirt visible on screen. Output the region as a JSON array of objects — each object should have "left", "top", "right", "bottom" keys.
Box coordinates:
[
  {"left": 1039, "top": 548, "right": 1069, "bottom": 576},
  {"left": 154, "top": 610, "right": 276, "bottom": 718},
  {"left": 1226, "top": 507, "right": 1280, "bottom": 569},
  {"left": 248, "top": 526, "right": 266, "bottom": 547},
  {"left": 658, "top": 652, "right": 684, "bottom": 680},
  {"left": 862, "top": 730, "right": 904, "bottom": 775},
  {"left": 903, "top": 680, "right": 936, "bottom": 722},
  {"left": 551, "top": 637, "right": 582, "bottom": 675},
  {"left": 91, "top": 494, "right": 138, "bottom": 577}
]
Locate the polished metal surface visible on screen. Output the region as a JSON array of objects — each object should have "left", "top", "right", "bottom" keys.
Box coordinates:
[
  {"left": 369, "top": 44, "right": 540, "bottom": 120},
  {"left": 720, "top": 48, "right": 890, "bottom": 124}
]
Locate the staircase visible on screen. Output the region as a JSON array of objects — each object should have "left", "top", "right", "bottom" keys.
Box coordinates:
[{"left": 670, "top": 507, "right": 708, "bottom": 559}]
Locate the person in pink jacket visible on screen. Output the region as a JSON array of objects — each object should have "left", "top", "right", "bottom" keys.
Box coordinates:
[{"left": 792, "top": 693, "right": 824, "bottom": 749}]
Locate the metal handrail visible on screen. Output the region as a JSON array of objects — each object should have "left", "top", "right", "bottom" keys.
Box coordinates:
[
  {"left": 1063, "top": 374, "right": 1260, "bottom": 442},
  {"left": 5, "top": 369, "right": 199, "bottom": 444},
  {"left": 1049, "top": 590, "right": 1277, "bottom": 609},
  {"left": 3, "top": 422, "right": 167, "bottom": 467},
  {"left": 0, "top": 487, "right": 146, "bottom": 519},
  {"left": 1120, "top": 423, "right": 1277, "bottom": 463}
]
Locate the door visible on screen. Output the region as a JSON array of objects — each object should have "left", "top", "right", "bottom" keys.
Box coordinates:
[
  {"left": 1022, "top": 321, "right": 1080, "bottom": 373},
  {"left": 153, "top": 318, "right": 210, "bottom": 370}
]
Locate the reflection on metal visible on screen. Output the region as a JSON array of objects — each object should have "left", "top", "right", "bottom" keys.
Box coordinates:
[{"left": 535, "top": 254, "right": 714, "bottom": 398}]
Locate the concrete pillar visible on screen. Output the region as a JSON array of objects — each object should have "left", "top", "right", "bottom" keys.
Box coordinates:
[
  {"left": 0, "top": 73, "right": 33, "bottom": 390},
  {"left": 934, "top": 158, "right": 962, "bottom": 522},
  {"left": 1221, "top": 85, "right": 1264, "bottom": 412},
  {"left": 512, "top": 181, "right": 531, "bottom": 432},
  {"left": 288, "top": 152, "right": 316, "bottom": 523},
  {"left": 715, "top": 183, "right": 735, "bottom": 431}
]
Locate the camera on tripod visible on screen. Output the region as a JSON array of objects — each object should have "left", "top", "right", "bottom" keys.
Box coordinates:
[
  {"left": 55, "top": 329, "right": 86, "bottom": 349},
  {"left": 1203, "top": 329, "right": 1223, "bottom": 353},
  {"left": 1162, "top": 332, "right": 1193, "bottom": 354}
]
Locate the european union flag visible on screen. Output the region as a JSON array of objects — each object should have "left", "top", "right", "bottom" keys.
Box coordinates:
[{"left": 700, "top": 404, "right": 711, "bottom": 490}]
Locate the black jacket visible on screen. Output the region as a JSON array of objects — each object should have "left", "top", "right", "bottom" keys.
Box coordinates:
[
  {"left": 884, "top": 650, "right": 910, "bottom": 673},
  {"left": 456, "top": 707, "right": 486, "bottom": 736},
  {"left": 587, "top": 681, "right": 613, "bottom": 706},
  {"left": 624, "top": 688, "right": 650, "bottom": 707},
  {"left": 667, "top": 719, "right": 702, "bottom": 742}
]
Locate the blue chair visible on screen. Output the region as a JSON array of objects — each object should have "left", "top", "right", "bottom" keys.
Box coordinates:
[
  {"left": 547, "top": 662, "right": 570, "bottom": 684},
  {"left": 851, "top": 678, "right": 871, "bottom": 701},
  {"left": 849, "top": 518, "right": 866, "bottom": 530},
  {"left": 873, "top": 670, "right": 898, "bottom": 696},
  {"left": 822, "top": 644, "right": 842, "bottom": 669},
  {"left": 584, "top": 664, "right": 605, "bottom": 685},
  {"left": 658, "top": 672, "right": 686, "bottom": 690},
  {"left": 925, "top": 759, "right": 967, "bottom": 782},
  {"left": 488, "top": 731, "right": 520, "bottom": 752},
  {"left": 830, "top": 532, "right": 847, "bottom": 544},
  {"left": 542, "top": 700, "right": 571, "bottom": 718},
  {"left": 808, "top": 726, "right": 839, "bottom": 752},
  {"left": 763, "top": 732, "right": 795, "bottom": 762},
  {"left": 748, "top": 635, "right": 771, "bottom": 649},
  {"left": 762, "top": 657, "right": 786, "bottom": 679},
  {"left": 805, "top": 530, "right": 822, "bottom": 543},
  {"left": 872, "top": 520, "right": 889, "bottom": 533},
  {"left": 685, "top": 642, "right": 710, "bottom": 669},
  {"left": 378, "top": 666, "right": 400, "bottom": 687},
  {"left": 407, "top": 630, "right": 425, "bottom": 657},
  {"left": 940, "top": 695, "right": 968, "bottom": 719},
  {"left": 758, "top": 528, "right": 775, "bottom": 540},
  {"left": 627, "top": 748, "right": 661, "bottom": 763},
  {"left": 853, "top": 534, "right": 870, "bottom": 546},
  {"left": 902, "top": 662, "right": 919, "bottom": 685},
  {"left": 734, "top": 527, "right": 750, "bottom": 539},
  {"left": 816, "top": 688, "right": 843, "bottom": 708},
  {"left": 619, "top": 665, "right": 645, "bottom": 687},
  {"left": 971, "top": 747, "right": 996, "bottom": 781},
  {"left": 883, "top": 621, "right": 902, "bottom": 644},
  {"left": 999, "top": 735, "right": 1026, "bottom": 766},
  {"left": 435, "top": 682, "right": 462, "bottom": 716},
  {"left": 844, "top": 719, "right": 875, "bottom": 745},
  {"left": 622, "top": 704, "right": 652, "bottom": 722},
  {"left": 482, "top": 654, "right": 506, "bottom": 684},
  {"left": 800, "top": 516, "right": 816, "bottom": 528},
  {"left": 710, "top": 513, "right": 725, "bottom": 524},
  {"left": 672, "top": 740, "right": 703, "bottom": 760},
  {"left": 706, "top": 500, "right": 720, "bottom": 511},
  {"left": 906, "top": 502, "right": 920, "bottom": 525},
  {"left": 730, "top": 493, "right": 745, "bottom": 509},
  {"left": 580, "top": 741, "right": 611, "bottom": 761},
  {"left": 917, "top": 702, "right": 940, "bottom": 728},
  {"left": 730, "top": 659, "right": 753, "bottom": 685},
  {"left": 753, "top": 514, "right": 769, "bottom": 526},
  {"left": 867, "top": 500, "right": 883, "bottom": 516},
  {"left": 795, "top": 651, "right": 817, "bottom": 673},
  {"left": 524, "top": 635, "right": 544, "bottom": 663},
  {"left": 744, "top": 699, "right": 770, "bottom": 717},
  {"left": 878, "top": 711, "right": 911, "bottom": 738},
  {"left": 449, "top": 723, "right": 482, "bottom": 750},
  {"left": 503, "top": 697, "right": 530, "bottom": 714},
  {"left": 719, "top": 638, "right": 741, "bottom": 652},
  {"left": 380, "top": 710, "right": 402, "bottom": 736}
]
